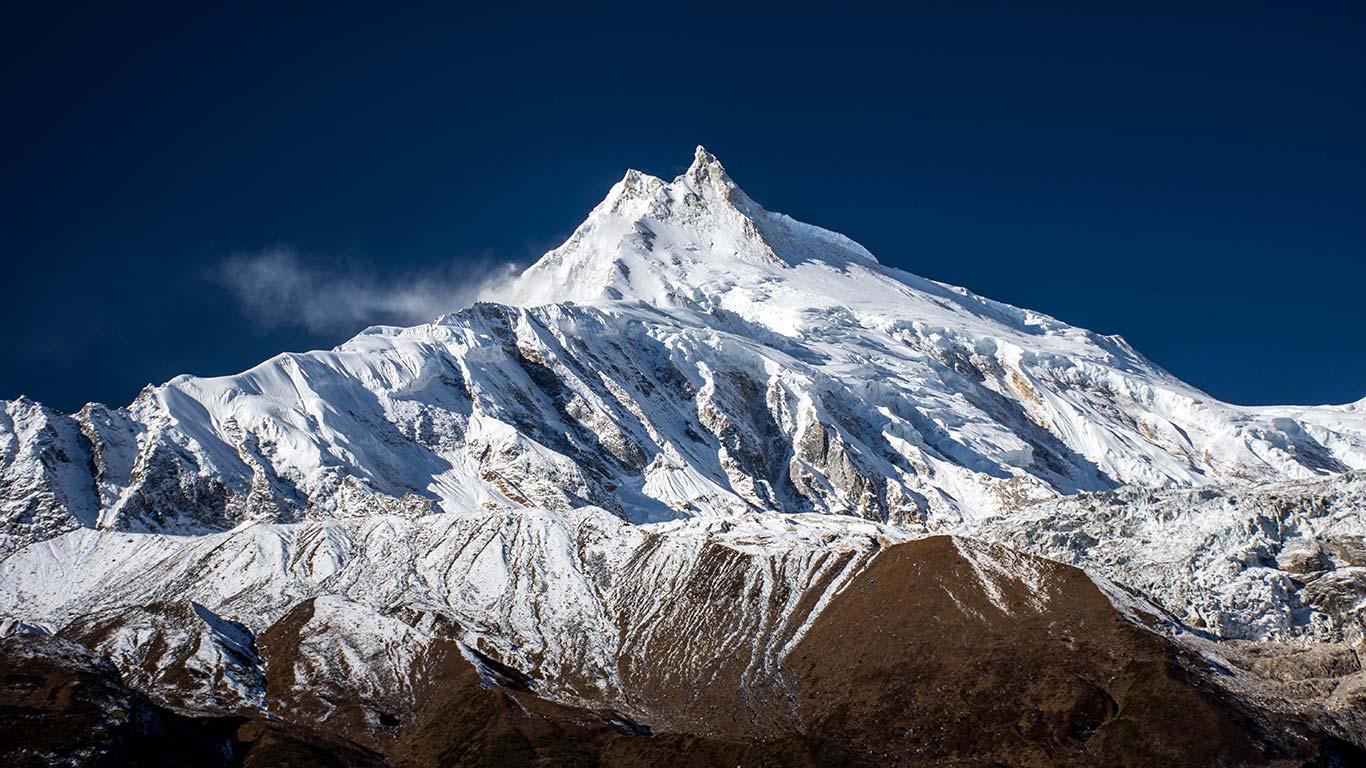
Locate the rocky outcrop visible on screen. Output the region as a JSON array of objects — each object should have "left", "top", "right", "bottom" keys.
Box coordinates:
[
  {"left": 0, "top": 398, "right": 97, "bottom": 555},
  {"left": 0, "top": 632, "right": 381, "bottom": 768},
  {"left": 63, "top": 601, "right": 265, "bottom": 714}
]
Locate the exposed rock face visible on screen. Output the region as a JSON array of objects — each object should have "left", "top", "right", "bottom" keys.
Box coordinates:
[
  {"left": 62, "top": 601, "right": 265, "bottom": 714},
  {"left": 0, "top": 398, "right": 98, "bottom": 554},
  {"left": 0, "top": 632, "right": 382, "bottom": 768},
  {"left": 1200, "top": 639, "right": 1366, "bottom": 757}
]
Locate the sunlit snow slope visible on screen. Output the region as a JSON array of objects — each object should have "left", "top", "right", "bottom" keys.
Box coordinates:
[{"left": 3, "top": 146, "right": 1362, "bottom": 555}]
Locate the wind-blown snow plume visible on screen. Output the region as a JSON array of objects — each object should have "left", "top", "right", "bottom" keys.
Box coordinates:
[{"left": 215, "top": 247, "right": 517, "bottom": 332}]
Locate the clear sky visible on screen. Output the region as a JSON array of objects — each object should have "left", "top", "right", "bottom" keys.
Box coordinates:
[{"left": 3, "top": 3, "right": 1364, "bottom": 411}]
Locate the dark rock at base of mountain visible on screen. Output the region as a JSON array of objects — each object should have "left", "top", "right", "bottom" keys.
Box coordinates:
[
  {"left": 0, "top": 633, "right": 382, "bottom": 768},
  {"left": 6, "top": 538, "right": 1364, "bottom": 767},
  {"left": 788, "top": 537, "right": 1303, "bottom": 766},
  {"left": 265, "top": 540, "right": 1366, "bottom": 766}
]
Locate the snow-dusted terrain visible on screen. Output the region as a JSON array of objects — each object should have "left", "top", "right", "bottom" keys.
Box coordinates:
[
  {"left": 1, "top": 509, "right": 899, "bottom": 728},
  {"left": 976, "top": 471, "right": 1366, "bottom": 642},
  {"left": 2, "top": 147, "right": 1364, "bottom": 761}
]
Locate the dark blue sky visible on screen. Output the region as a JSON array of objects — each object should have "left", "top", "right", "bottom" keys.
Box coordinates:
[{"left": 3, "top": 3, "right": 1364, "bottom": 411}]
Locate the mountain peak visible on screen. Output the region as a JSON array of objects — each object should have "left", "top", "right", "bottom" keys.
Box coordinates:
[
  {"left": 686, "top": 144, "right": 724, "bottom": 177},
  {"left": 494, "top": 145, "right": 886, "bottom": 307},
  {"left": 680, "top": 145, "right": 747, "bottom": 206}
]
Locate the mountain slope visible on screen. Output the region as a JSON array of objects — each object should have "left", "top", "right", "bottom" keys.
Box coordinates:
[
  {"left": 2, "top": 147, "right": 1365, "bottom": 764},
  {"left": 0, "top": 509, "right": 898, "bottom": 712},
  {"left": 975, "top": 471, "right": 1366, "bottom": 642},
  {"left": 3, "top": 147, "right": 1364, "bottom": 557},
  {"left": 0, "top": 633, "right": 383, "bottom": 768},
  {"left": 7, "top": 538, "right": 1359, "bottom": 767}
]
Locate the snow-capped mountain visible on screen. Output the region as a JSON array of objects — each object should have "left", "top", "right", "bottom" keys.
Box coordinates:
[
  {"left": 3, "top": 147, "right": 1365, "bottom": 765},
  {"left": 3, "top": 146, "right": 1363, "bottom": 555}
]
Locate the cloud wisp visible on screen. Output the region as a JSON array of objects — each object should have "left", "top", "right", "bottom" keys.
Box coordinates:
[{"left": 214, "top": 248, "right": 519, "bottom": 333}]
